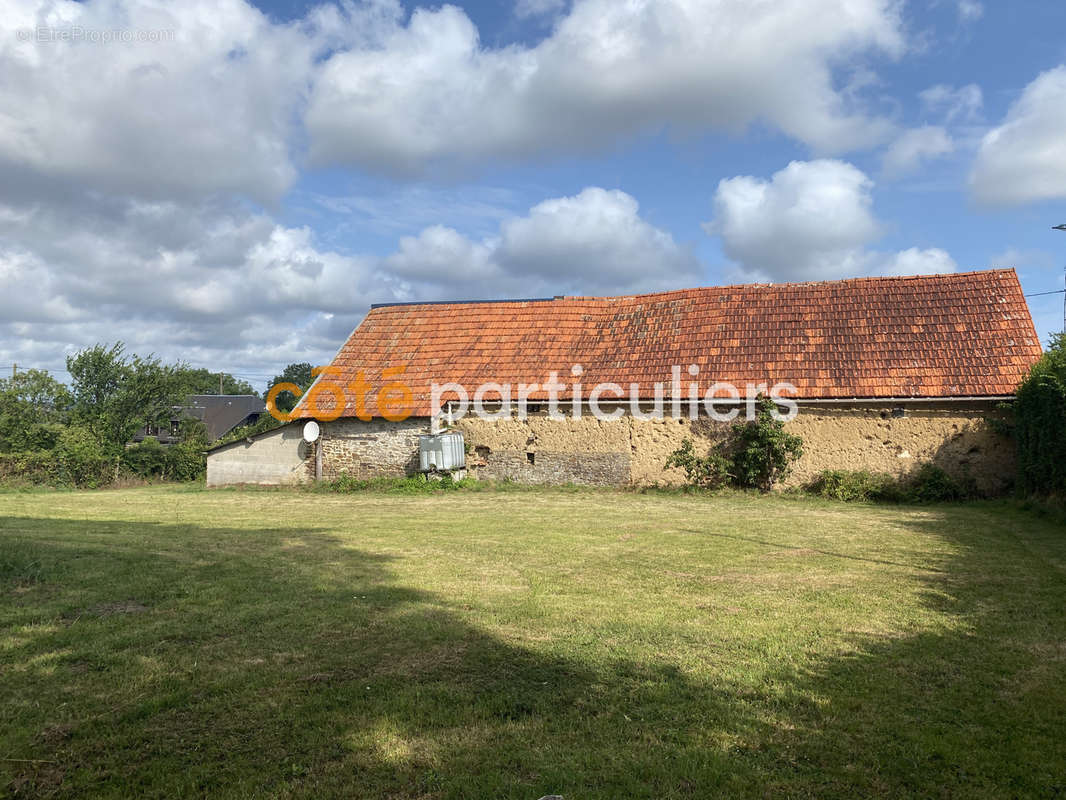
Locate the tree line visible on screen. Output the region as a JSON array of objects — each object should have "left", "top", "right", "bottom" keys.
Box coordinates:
[{"left": 0, "top": 343, "right": 313, "bottom": 487}]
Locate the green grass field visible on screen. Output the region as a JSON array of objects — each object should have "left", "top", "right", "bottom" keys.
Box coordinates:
[{"left": 2, "top": 486, "right": 1065, "bottom": 798}]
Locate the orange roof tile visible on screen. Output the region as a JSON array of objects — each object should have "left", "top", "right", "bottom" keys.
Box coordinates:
[{"left": 295, "top": 269, "right": 1042, "bottom": 418}]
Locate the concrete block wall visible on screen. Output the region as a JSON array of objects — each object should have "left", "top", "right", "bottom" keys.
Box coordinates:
[{"left": 206, "top": 425, "right": 310, "bottom": 487}]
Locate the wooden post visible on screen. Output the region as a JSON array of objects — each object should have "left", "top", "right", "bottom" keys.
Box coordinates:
[{"left": 315, "top": 440, "right": 323, "bottom": 482}]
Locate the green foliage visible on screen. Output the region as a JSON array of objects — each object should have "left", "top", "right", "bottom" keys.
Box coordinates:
[
  {"left": 0, "top": 369, "right": 72, "bottom": 453},
  {"left": 665, "top": 397, "right": 803, "bottom": 492},
  {"left": 54, "top": 426, "right": 113, "bottom": 488},
  {"left": 807, "top": 470, "right": 889, "bottom": 502},
  {"left": 1, "top": 345, "right": 217, "bottom": 488},
  {"left": 807, "top": 464, "right": 965, "bottom": 504},
  {"left": 985, "top": 401, "right": 1015, "bottom": 438},
  {"left": 316, "top": 472, "right": 477, "bottom": 494},
  {"left": 166, "top": 420, "right": 210, "bottom": 481},
  {"left": 0, "top": 451, "right": 56, "bottom": 485},
  {"left": 663, "top": 439, "right": 731, "bottom": 489},
  {"left": 176, "top": 367, "right": 258, "bottom": 398},
  {"left": 729, "top": 398, "right": 805, "bottom": 491},
  {"left": 122, "top": 421, "right": 209, "bottom": 482},
  {"left": 268, "top": 362, "right": 314, "bottom": 413},
  {"left": 66, "top": 342, "right": 187, "bottom": 456},
  {"left": 213, "top": 413, "right": 282, "bottom": 448},
  {"left": 904, "top": 463, "right": 964, "bottom": 503},
  {"left": 1013, "top": 332, "right": 1066, "bottom": 496},
  {"left": 122, "top": 435, "right": 168, "bottom": 477}
]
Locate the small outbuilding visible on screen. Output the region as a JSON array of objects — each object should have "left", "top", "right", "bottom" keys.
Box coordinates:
[{"left": 205, "top": 424, "right": 310, "bottom": 487}]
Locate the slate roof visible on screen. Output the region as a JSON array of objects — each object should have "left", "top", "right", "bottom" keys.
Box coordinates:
[
  {"left": 186, "top": 395, "right": 266, "bottom": 441},
  {"left": 296, "top": 269, "right": 1041, "bottom": 418}
]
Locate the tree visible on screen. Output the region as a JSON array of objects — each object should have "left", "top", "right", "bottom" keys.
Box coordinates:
[
  {"left": 268, "top": 362, "right": 314, "bottom": 412},
  {"left": 0, "top": 369, "right": 72, "bottom": 452},
  {"left": 176, "top": 367, "right": 257, "bottom": 397},
  {"left": 66, "top": 343, "right": 187, "bottom": 455},
  {"left": 1013, "top": 332, "right": 1066, "bottom": 496}
]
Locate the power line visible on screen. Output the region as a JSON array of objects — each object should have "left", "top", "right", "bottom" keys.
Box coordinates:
[{"left": 1026, "top": 289, "right": 1066, "bottom": 297}]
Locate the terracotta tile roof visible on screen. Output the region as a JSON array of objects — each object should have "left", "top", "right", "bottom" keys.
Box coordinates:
[{"left": 296, "top": 269, "right": 1042, "bottom": 418}]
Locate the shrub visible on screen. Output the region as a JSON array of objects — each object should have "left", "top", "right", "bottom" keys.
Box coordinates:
[
  {"left": 1012, "top": 332, "right": 1066, "bottom": 497},
  {"left": 807, "top": 470, "right": 889, "bottom": 502},
  {"left": 665, "top": 397, "right": 804, "bottom": 492},
  {"left": 728, "top": 398, "right": 805, "bottom": 491},
  {"left": 0, "top": 451, "right": 57, "bottom": 485},
  {"left": 904, "top": 463, "right": 963, "bottom": 503},
  {"left": 0, "top": 440, "right": 112, "bottom": 488},
  {"left": 55, "top": 427, "right": 112, "bottom": 488},
  {"left": 122, "top": 436, "right": 168, "bottom": 478},
  {"left": 664, "top": 439, "right": 731, "bottom": 489},
  {"left": 166, "top": 423, "right": 208, "bottom": 482},
  {"left": 807, "top": 464, "right": 966, "bottom": 504},
  {"left": 121, "top": 421, "right": 207, "bottom": 482}
]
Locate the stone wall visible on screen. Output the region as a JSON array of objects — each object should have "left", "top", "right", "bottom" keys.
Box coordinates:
[
  {"left": 206, "top": 424, "right": 310, "bottom": 487},
  {"left": 470, "top": 448, "right": 630, "bottom": 486},
  {"left": 455, "top": 401, "right": 1014, "bottom": 493},
  {"left": 316, "top": 417, "right": 432, "bottom": 480},
  {"left": 213, "top": 402, "right": 1013, "bottom": 492}
]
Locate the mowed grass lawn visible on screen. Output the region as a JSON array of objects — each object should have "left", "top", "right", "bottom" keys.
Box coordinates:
[{"left": 2, "top": 487, "right": 1065, "bottom": 799}]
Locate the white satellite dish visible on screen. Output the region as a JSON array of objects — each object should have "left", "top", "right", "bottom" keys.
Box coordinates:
[{"left": 302, "top": 420, "right": 320, "bottom": 443}]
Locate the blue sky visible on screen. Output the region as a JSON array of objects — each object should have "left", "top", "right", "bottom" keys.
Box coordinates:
[{"left": 2, "top": 0, "right": 1065, "bottom": 388}]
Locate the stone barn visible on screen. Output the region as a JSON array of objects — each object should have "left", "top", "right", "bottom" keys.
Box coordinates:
[{"left": 207, "top": 269, "right": 1042, "bottom": 493}]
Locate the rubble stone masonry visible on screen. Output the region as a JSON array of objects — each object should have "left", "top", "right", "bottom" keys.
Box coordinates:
[{"left": 305, "top": 401, "right": 1012, "bottom": 493}]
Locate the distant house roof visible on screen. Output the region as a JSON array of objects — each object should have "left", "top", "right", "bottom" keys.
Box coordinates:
[
  {"left": 298, "top": 269, "right": 1042, "bottom": 418},
  {"left": 186, "top": 395, "right": 265, "bottom": 440}
]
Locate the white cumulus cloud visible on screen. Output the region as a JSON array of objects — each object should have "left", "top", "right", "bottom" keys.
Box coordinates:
[
  {"left": 705, "top": 160, "right": 957, "bottom": 281},
  {"left": 971, "top": 66, "right": 1066, "bottom": 206},
  {"left": 0, "top": 0, "right": 334, "bottom": 203},
  {"left": 883, "top": 125, "right": 954, "bottom": 176},
  {"left": 0, "top": 186, "right": 703, "bottom": 375},
  {"left": 386, "top": 187, "right": 703, "bottom": 298},
  {"left": 919, "top": 83, "right": 983, "bottom": 123},
  {"left": 306, "top": 0, "right": 904, "bottom": 174}
]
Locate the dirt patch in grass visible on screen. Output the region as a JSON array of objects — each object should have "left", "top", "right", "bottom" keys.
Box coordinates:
[{"left": 91, "top": 601, "right": 149, "bottom": 616}]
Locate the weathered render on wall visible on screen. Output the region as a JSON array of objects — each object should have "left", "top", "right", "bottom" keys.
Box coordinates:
[
  {"left": 454, "top": 402, "right": 1013, "bottom": 492},
  {"left": 208, "top": 403, "right": 1012, "bottom": 491},
  {"left": 206, "top": 425, "right": 310, "bottom": 487}
]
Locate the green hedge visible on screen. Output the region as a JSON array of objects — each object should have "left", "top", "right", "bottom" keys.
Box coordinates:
[
  {"left": 806, "top": 464, "right": 965, "bottom": 503},
  {"left": 1014, "top": 333, "right": 1066, "bottom": 497},
  {"left": 0, "top": 427, "right": 112, "bottom": 488},
  {"left": 121, "top": 436, "right": 206, "bottom": 482},
  {"left": 0, "top": 428, "right": 206, "bottom": 488}
]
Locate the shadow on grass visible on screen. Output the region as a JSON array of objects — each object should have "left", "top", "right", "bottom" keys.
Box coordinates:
[{"left": 2, "top": 506, "right": 1065, "bottom": 798}]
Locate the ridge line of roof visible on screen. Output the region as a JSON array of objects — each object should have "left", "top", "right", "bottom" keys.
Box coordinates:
[
  {"left": 371, "top": 297, "right": 555, "bottom": 309},
  {"left": 366, "top": 268, "right": 1018, "bottom": 311}
]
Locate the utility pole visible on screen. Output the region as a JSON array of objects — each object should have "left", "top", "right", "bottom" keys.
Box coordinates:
[
  {"left": 11, "top": 363, "right": 15, "bottom": 379},
  {"left": 1056, "top": 225, "right": 1066, "bottom": 332},
  {"left": 219, "top": 372, "right": 224, "bottom": 395}
]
